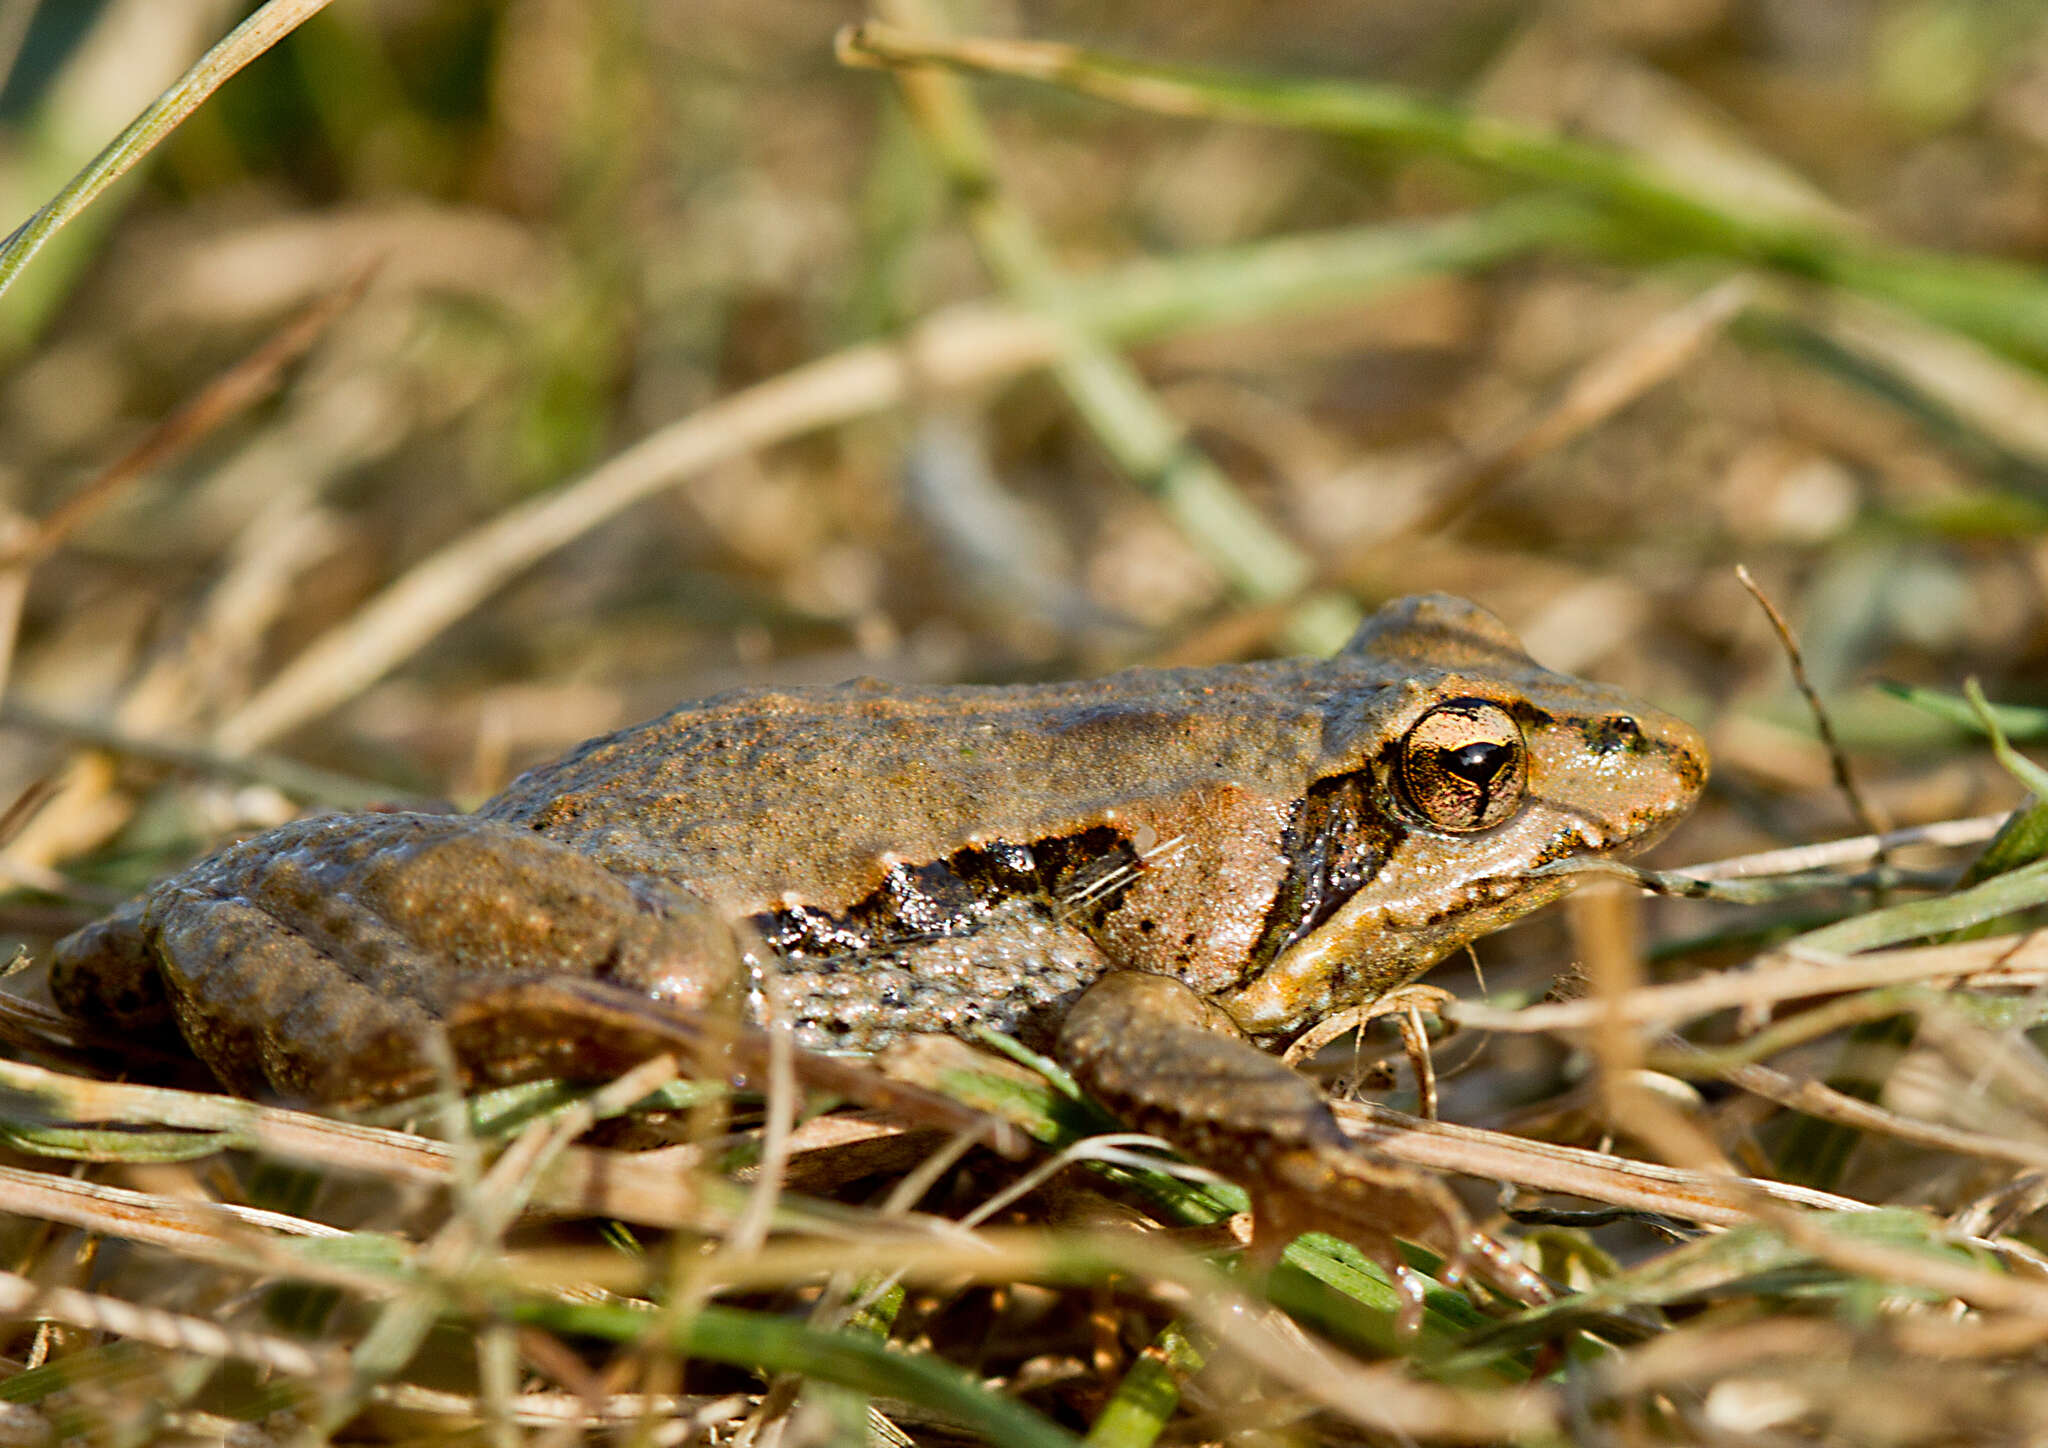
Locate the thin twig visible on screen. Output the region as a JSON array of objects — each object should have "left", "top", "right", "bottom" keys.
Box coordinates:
[
  {"left": 1448, "top": 930, "right": 2048, "bottom": 1033},
  {"left": 0, "top": 269, "right": 374, "bottom": 570},
  {"left": 1736, "top": 563, "right": 1891, "bottom": 857}
]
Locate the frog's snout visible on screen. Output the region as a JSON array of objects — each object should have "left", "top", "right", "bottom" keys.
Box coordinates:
[
  {"left": 1650, "top": 707, "right": 1710, "bottom": 806},
  {"left": 1529, "top": 696, "right": 1708, "bottom": 859},
  {"left": 1612, "top": 703, "right": 1710, "bottom": 850}
]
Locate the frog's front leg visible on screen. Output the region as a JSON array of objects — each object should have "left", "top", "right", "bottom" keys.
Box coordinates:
[
  {"left": 52, "top": 812, "right": 744, "bottom": 1105},
  {"left": 1056, "top": 972, "right": 1534, "bottom": 1332}
]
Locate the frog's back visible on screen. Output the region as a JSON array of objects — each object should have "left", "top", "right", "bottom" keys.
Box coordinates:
[{"left": 477, "top": 663, "right": 1384, "bottom": 914}]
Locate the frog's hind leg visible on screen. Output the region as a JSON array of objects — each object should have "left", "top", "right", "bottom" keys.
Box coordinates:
[
  {"left": 1055, "top": 971, "right": 1538, "bottom": 1334},
  {"left": 55, "top": 811, "right": 746, "bottom": 1105},
  {"left": 50, "top": 813, "right": 1019, "bottom": 1153}
]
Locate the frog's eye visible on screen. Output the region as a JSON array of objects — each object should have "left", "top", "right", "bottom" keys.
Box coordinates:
[{"left": 1397, "top": 699, "right": 1527, "bottom": 832}]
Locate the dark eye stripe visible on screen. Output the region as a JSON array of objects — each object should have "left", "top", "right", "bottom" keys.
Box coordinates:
[{"left": 1246, "top": 772, "right": 1392, "bottom": 972}]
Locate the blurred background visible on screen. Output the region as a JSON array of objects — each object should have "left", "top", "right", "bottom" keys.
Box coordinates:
[
  {"left": 0, "top": 0, "right": 2044, "bottom": 945},
  {"left": 9, "top": 8, "right": 2048, "bottom": 1433}
]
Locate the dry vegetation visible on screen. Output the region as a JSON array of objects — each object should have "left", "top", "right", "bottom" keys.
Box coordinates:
[{"left": 0, "top": 0, "right": 2046, "bottom": 1442}]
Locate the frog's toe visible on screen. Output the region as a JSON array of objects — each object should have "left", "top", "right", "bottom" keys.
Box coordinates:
[
  {"left": 1252, "top": 1142, "right": 1549, "bottom": 1333},
  {"left": 1255, "top": 1141, "right": 1472, "bottom": 1337},
  {"left": 1455, "top": 1225, "right": 1552, "bottom": 1309}
]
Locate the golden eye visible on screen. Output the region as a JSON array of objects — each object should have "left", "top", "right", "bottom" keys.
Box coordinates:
[{"left": 1397, "top": 698, "right": 1527, "bottom": 832}]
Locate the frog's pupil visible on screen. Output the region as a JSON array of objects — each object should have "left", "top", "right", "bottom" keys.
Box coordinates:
[{"left": 1447, "top": 741, "right": 1510, "bottom": 784}]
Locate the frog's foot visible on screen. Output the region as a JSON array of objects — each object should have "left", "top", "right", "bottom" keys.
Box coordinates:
[
  {"left": 1281, "top": 983, "right": 1457, "bottom": 1119},
  {"left": 1056, "top": 972, "right": 1508, "bottom": 1335},
  {"left": 49, "top": 897, "right": 177, "bottom": 1039},
  {"left": 1251, "top": 1139, "right": 1551, "bottom": 1333},
  {"left": 1248, "top": 1141, "right": 1468, "bottom": 1336}
]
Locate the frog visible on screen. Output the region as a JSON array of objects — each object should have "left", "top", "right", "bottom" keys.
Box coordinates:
[{"left": 48, "top": 593, "right": 1706, "bottom": 1322}]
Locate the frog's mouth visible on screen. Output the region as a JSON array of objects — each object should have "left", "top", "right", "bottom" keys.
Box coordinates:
[
  {"left": 1220, "top": 862, "right": 1575, "bottom": 1038},
  {"left": 1222, "top": 781, "right": 1698, "bottom": 1038}
]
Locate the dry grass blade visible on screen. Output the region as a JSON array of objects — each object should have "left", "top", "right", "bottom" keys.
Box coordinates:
[
  {"left": 0, "top": 1268, "right": 337, "bottom": 1377},
  {"left": 1713, "top": 1057, "right": 2048, "bottom": 1172},
  {"left": 1449, "top": 930, "right": 2048, "bottom": 1032},
  {"left": 1329, "top": 1100, "right": 1871, "bottom": 1225},
  {"left": 0, "top": 1055, "right": 944, "bottom": 1234},
  {"left": 368, "top": 1384, "right": 749, "bottom": 1430},
  {"left": 1767, "top": 1210, "right": 2048, "bottom": 1319},
  {"left": 0, "top": 1057, "right": 454, "bottom": 1182},
  {"left": 0, "top": 1161, "right": 365, "bottom": 1267}
]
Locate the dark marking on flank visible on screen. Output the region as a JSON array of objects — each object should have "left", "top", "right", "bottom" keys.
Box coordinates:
[{"left": 751, "top": 825, "right": 1139, "bottom": 960}]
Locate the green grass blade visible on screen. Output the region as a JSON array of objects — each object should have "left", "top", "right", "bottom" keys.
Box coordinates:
[
  {"left": 506, "top": 1297, "right": 1082, "bottom": 1448},
  {"left": 0, "top": 0, "right": 337, "bottom": 304},
  {"left": 1881, "top": 682, "right": 2048, "bottom": 741},
  {"left": 842, "top": 24, "right": 2048, "bottom": 370},
  {"left": 1084, "top": 1323, "right": 1202, "bottom": 1448},
  {"left": 1963, "top": 679, "right": 2048, "bottom": 801},
  {"left": 1794, "top": 856, "right": 2048, "bottom": 955}
]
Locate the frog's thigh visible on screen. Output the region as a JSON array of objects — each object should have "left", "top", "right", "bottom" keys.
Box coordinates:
[
  {"left": 146, "top": 882, "right": 442, "bottom": 1102},
  {"left": 49, "top": 898, "right": 175, "bottom": 1038},
  {"left": 128, "top": 812, "right": 738, "bottom": 1103}
]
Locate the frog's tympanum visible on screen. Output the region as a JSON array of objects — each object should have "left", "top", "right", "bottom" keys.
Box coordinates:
[{"left": 52, "top": 594, "right": 1705, "bottom": 1319}]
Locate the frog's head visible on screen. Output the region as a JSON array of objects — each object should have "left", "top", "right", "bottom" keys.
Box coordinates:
[{"left": 1219, "top": 593, "right": 1708, "bottom": 1038}]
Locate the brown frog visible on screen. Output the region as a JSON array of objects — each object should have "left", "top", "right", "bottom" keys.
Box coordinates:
[{"left": 50, "top": 594, "right": 1705, "bottom": 1317}]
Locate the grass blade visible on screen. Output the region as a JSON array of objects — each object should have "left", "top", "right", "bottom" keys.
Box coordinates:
[
  {"left": 0, "top": 0, "right": 337, "bottom": 303},
  {"left": 840, "top": 23, "right": 2048, "bottom": 370}
]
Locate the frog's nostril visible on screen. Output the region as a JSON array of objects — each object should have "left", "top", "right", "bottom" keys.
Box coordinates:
[{"left": 1587, "top": 713, "right": 1644, "bottom": 755}]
